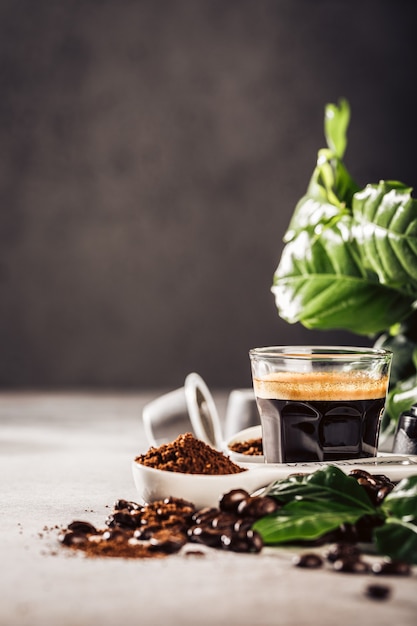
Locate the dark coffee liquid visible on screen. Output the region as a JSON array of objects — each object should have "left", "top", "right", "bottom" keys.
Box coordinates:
[{"left": 256, "top": 396, "right": 385, "bottom": 463}]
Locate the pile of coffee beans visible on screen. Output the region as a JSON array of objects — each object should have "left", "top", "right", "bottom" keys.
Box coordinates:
[
  {"left": 349, "top": 469, "right": 396, "bottom": 505},
  {"left": 187, "top": 488, "right": 279, "bottom": 553},
  {"left": 56, "top": 467, "right": 413, "bottom": 581},
  {"left": 58, "top": 489, "right": 281, "bottom": 558},
  {"left": 58, "top": 497, "right": 196, "bottom": 558}
]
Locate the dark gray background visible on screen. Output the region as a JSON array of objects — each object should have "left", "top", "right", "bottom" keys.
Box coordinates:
[{"left": 1, "top": 0, "right": 416, "bottom": 390}]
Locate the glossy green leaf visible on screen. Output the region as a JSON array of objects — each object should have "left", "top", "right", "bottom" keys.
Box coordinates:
[
  {"left": 255, "top": 466, "right": 378, "bottom": 544},
  {"left": 272, "top": 216, "right": 415, "bottom": 335},
  {"left": 264, "top": 465, "right": 375, "bottom": 511},
  {"left": 380, "top": 475, "right": 417, "bottom": 522},
  {"left": 353, "top": 181, "right": 417, "bottom": 298},
  {"left": 374, "top": 519, "right": 417, "bottom": 564},
  {"left": 253, "top": 500, "right": 365, "bottom": 544},
  {"left": 324, "top": 98, "right": 350, "bottom": 158}
]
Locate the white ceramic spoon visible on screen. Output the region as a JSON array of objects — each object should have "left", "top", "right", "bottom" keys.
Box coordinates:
[{"left": 132, "top": 454, "right": 417, "bottom": 509}]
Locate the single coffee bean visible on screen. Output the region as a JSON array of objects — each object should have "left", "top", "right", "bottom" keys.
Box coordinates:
[
  {"left": 113, "top": 499, "right": 141, "bottom": 512},
  {"left": 233, "top": 518, "right": 255, "bottom": 533},
  {"left": 191, "top": 507, "right": 218, "bottom": 525},
  {"left": 187, "top": 525, "right": 223, "bottom": 548},
  {"left": 67, "top": 520, "right": 97, "bottom": 535},
  {"left": 106, "top": 511, "right": 138, "bottom": 530},
  {"left": 221, "top": 534, "right": 252, "bottom": 553},
  {"left": 210, "top": 513, "right": 237, "bottom": 530},
  {"left": 372, "top": 560, "right": 412, "bottom": 576},
  {"left": 101, "top": 528, "right": 126, "bottom": 542},
  {"left": 293, "top": 553, "right": 323, "bottom": 569},
  {"left": 237, "top": 495, "right": 279, "bottom": 519},
  {"left": 376, "top": 485, "right": 393, "bottom": 503},
  {"left": 219, "top": 489, "right": 251, "bottom": 514},
  {"left": 365, "top": 584, "right": 391, "bottom": 600},
  {"left": 350, "top": 469, "right": 372, "bottom": 480},
  {"left": 133, "top": 525, "right": 161, "bottom": 540},
  {"left": 244, "top": 529, "right": 263, "bottom": 553},
  {"left": 58, "top": 531, "right": 88, "bottom": 547},
  {"left": 149, "top": 530, "right": 187, "bottom": 554}
]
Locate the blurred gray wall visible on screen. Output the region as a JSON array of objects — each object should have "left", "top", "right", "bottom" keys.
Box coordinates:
[{"left": 1, "top": 0, "right": 416, "bottom": 389}]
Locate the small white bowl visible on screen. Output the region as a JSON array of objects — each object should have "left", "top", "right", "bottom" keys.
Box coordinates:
[
  {"left": 131, "top": 460, "right": 256, "bottom": 509},
  {"left": 225, "top": 425, "right": 264, "bottom": 464}
]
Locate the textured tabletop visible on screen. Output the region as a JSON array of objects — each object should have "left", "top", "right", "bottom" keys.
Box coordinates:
[{"left": 0, "top": 391, "right": 416, "bottom": 626}]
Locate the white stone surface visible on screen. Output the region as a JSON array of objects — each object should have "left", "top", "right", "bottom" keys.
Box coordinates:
[{"left": 1, "top": 391, "right": 416, "bottom": 626}]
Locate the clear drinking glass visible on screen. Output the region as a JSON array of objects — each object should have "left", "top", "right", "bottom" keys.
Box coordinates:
[{"left": 249, "top": 346, "right": 392, "bottom": 463}]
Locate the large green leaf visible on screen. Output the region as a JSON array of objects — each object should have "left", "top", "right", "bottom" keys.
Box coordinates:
[
  {"left": 264, "top": 465, "right": 376, "bottom": 510},
  {"left": 272, "top": 215, "right": 414, "bottom": 335},
  {"left": 254, "top": 466, "right": 378, "bottom": 544},
  {"left": 374, "top": 476, "right": 417, "bottom": 564},
  {"left": 353, "top": 181, "right": 417, "bottom": 298},
  {"left": 253, "top": 500, "right": 366, "bottom": 544},
  {"left": 374, "top": 519, "right": 417, "bottom": 564},
  {"left": 381, "top": 474, "right": 417, "bottom": 522}
]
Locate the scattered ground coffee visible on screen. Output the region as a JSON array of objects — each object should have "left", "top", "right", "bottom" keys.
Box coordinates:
[
  {"left": 58, "top": 497, "right": 196, "bottom": 559},
  {"left": 135, "top": 432, "right": 245, "bottom": 474},
  {"left": 228, "top": 437, "right": 263, "bottom": 456}
]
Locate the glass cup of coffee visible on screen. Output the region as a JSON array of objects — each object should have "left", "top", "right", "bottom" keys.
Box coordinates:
[{"left": 249, "top": 346, "right": 392, "bottom": 463}]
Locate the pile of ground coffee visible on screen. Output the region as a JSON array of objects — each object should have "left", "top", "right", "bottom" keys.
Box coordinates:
[
  {"left": 58, "top": 497, "right": 196, "bottom": 559},
  {"left": 229, "top": 437, "right": 263, "bottom": 456},
  {"left": 135, "top": 432, "right": 245, "bottom": 474}
]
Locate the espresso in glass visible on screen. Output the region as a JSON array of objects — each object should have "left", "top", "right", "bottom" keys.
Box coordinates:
[{"left": 249, "top": 347, "right": 392, "bottom": 464}]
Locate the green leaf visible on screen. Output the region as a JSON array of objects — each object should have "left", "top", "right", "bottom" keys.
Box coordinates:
[
  {"left": 385, "top": 373, "right": 417, "bottom": 431},
  {"left": 374, "top": 519, "right": 417, "bottom": 564},
  {"left": 264, "top": 465, "right": 376, "bottom": 511},
  {"left": 381, "top": 475, "right": 417, "bottom": 522},
  {"left": 253, "top": 500, "right": 365, "bottom": 544},
  {"left": 324, "top": 98, "right": 350, "bottom": 158},
  {"left": 374, "top": 477, "right": 417, "bottom": 563},
  {"left": 374, "top": 332, "right": 417, "bottom": 387},
  {"left": 272, "top": 216, "right": 415, "bottom": 335},
  {"left": 353, "top": 181, "right": 417, "bottom": 298},
  {"left": 254, "top": 466, "right": 378, "bottom": 544}
]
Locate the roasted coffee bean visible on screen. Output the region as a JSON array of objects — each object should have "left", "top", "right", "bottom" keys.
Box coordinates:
[
  {"left": 350, "top": 469, "right": 373, "bottom": 481},
  {"left": 371, "top": 560, "right": 412, "bottom": 576},
  {"left": 149, "top": 530, "right": 187, "bottom": 554},
  {"left": 210, "top": 513, "right": 237, "bottom": 530},
  {"left": 245, "top": 529, "right": 263, "bottom": 553},
  {"left": 333, "top": 558, "right": 370, "bottom": 573},
  {"left": 219, "top": 489, "right": 251, "bottom": 513},
  {"left": 113, "top": 499, "right": 141, "bottom": 512},
  {"left": 101, "top": 528, "right": 126, "bottom": 542},
  {"left": 237, "top": 495, "right": 279, "bottom": 519},
  {"left": 376, "top": 485, "right": 394, "bottom": 503},
  {"left": 372, "top": 474, "right": 394, "bottom": 487},
  {"left": 58, "top": 530, "right": 88, "bottom": 547},
  {"left": 133, "top": 525, "right": 161, "bottom": 540},
  {"left": 325, "top": 543, "right": 361, "bottom": 564},
  {"left": 187, "top": 525, "right": 223, "bottom": 548},
  {"left": 106, "top": 511, "right": 139, "bottom": 530},
  {"left": 221, "top": 529, "right": 263, "bottom": 553},
  {"left": 67, "top": 520, "right": 97, "bottom": 535},
  {"left": 191, "top": 507, "right": 219, "bottom": 525},
  {"left": 365, "top": 584, "right": 391, "bottom": 600},
  {"left": 293, "top": 553, "right": 323, "bottom": 569},
  {"left": 233, "top": 517, "right": 255, "bottom": 533}
]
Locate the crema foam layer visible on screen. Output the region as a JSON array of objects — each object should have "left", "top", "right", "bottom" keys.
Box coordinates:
[{"left": 253, "top": 371, "right": 389, "bottom": 401}]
